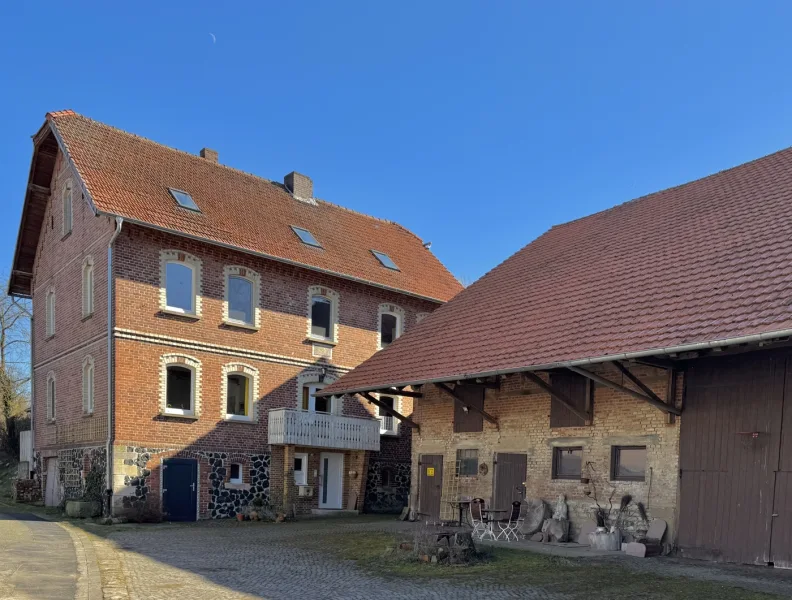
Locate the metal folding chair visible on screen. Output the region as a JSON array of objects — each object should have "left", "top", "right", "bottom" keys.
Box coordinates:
[
  {"left": 469, "top": 497, "right": 488, "bottom": 540},
  {"left": 497, "top": 501, "right": 523, "bottom": 541}
]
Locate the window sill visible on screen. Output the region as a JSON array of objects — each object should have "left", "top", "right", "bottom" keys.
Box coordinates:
[
  {"left": 61, "top": 231, "right": 72, "bottom": 241},
  {"left": 47, "top": 419, "right": 56, "bottom": 425},
  {"left": 82, "top": 412, "right": 94, "bottom": 418},
  {"left": 221, "top": 320, "right": 259, "bottom": 332},
  {"left": 610, "top": 478, "right": 646, "bottom": 483},
  {"left": 81, "top": 313, "right": 93, "bottom": 322},
  {"left": 159, "top": 308, "right": 200, "bottom": 320},
  {"left": 224, "top": 482, "right": 250, "bottom": 491},
  {"left": 160, "top": 411, "right": 199, "bottom": 420},
  {"left": 223, "top": 416, "right": 256, "bottom": 424},
  {"left": 45, "top": 334, "right": 55, "bottom": 341},
  {"left": 306, "top": 337, "right": 337, "bottom": 346}
]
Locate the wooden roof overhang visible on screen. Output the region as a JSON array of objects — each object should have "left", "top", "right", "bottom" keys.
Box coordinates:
[{"left": 9, "top": 124, "right": 60, "bottom": 298}]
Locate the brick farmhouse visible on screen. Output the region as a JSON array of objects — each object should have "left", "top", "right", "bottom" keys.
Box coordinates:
[
  {"left": 9, "top": 110, "right": 462, "bottom": 520},
  {"left": 321, "top": 146, "right": 792, "bottom": 566}
]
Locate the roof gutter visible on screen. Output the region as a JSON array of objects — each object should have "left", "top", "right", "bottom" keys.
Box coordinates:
[
  {"left": 105, "top": 216, "right": 123, "bottom": 515},
  {"left": 316, "top": 326, "right": 792, "bottom": 397},
  {"left": 93, "top": 211, "right": 449, "bottom": 305}
]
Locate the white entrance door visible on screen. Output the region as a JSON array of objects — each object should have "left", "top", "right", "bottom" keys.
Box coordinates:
[
  {"left": 44, "top": 458, "right": 61, "bottom": 507},
  {"left": 319, "top": 452, "right": 343, "bottom": 509}
]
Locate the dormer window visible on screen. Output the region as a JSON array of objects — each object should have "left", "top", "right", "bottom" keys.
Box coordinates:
[
  {"left": 291, "top": 226, "right": 322, "bottom": 248},
  {"left": 168, "top": 188, "right": 200, "bottom": 212},
  {"left": 371, "top": 250, "right": 399, "bottom": 271}
]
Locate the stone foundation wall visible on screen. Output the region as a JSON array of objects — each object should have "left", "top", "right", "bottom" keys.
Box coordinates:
[
  {"left": 112, "top": 444, "right": 270, "bottom": 519},
  {"left": 364, "top": 458, "right": 410, "bottom": 513},
  {"left": 12, "top": 478, "right": 41, "bottom": 503},
  {"left": 58, "top": 446, "right": 106, "bottom": 502}
]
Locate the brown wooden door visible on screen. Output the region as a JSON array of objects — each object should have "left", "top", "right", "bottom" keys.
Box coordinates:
[
  {"left": 419, "top": 455, "right": 443, "bottom": 521},
  {"left": 493, "top": 453, "right": 527, "bottom": 509},
  {"left": 770, "top": 354, "right": 792, "bottom": 567},
  {"left": 679, "top": 351, "right": 784, "bottom": 564}
]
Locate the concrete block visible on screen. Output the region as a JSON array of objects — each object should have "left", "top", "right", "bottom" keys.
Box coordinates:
[{"left": 624, "top": 542, "right": 647, "bottom": 558}]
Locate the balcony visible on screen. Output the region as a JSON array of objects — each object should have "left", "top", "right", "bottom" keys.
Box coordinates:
[{"left": 268, "top": 408, "right": 380, "bottom": 451}]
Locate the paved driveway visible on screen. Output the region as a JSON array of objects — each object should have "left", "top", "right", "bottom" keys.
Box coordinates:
[{"left": 0, "top": 513, "right": 77, "bottom": 600}]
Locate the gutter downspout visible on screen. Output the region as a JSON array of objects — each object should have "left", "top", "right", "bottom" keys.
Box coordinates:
[{"left": 105, "top": 217, "right": 123, "bottom": 515}]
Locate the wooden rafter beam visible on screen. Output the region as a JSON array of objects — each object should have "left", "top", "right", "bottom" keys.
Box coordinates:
[
  {"left": 359, "top": 392, "right": 420, "bottom": 430},
  {"left": 632, "top": 357, "right": 676, "bottom": 370},
  {"left": 568, "top": 365, "right": 681, "bottom": 416},
  {"left": 436, "top": 382, "right": 499, "bottom": 427},
  {"left": 522, "top": 371, "right": 591, "bottom": 425}
]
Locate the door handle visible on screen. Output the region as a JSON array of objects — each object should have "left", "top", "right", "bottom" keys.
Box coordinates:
[
  {"left": 191, "top": 483, "right": 196, "bottom": 492},
  {"left": 773, "top": 513, "right": 779, "bottom": 517}
]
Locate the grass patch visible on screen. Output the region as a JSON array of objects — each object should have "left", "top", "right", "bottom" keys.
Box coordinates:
[{"left": 295, "top": 531, "right": 783, "bottom": 600}]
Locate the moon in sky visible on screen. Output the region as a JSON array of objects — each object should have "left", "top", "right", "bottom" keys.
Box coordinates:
[{"left": 209, "top": 33, "right": 216, "bottom": 44}]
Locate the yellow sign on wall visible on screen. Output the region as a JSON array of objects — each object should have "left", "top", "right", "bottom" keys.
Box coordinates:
[{"left": 426, "top": 467, "right": 435, "bottom": 477}]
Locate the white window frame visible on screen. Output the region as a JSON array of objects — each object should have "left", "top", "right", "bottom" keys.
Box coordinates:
[
  {"left": 82, "top": 256, "right": 94, "bottom": 318},
  {"left": 296, "top": 369, "right": 340, "bottom": 415},
  {"left": 159, "top": 354, "right": 202, "bottom": 418},
  {"left": 375, "top": 393, "right": 400, "bottom": 435},
  {"left": 45, "top": 288, "right": 55, "bottom": 337},
  {"left": 82, "top": 356, "right": 95, "bottom": 414},
  {"left": 220, "top": 363, "right": 259, "bottom": 422},
  {"left": 306, "top": 285, "right": 339, "bottom": 343},
  {"left": 377, "top": 303, "right": 405, "bottom": 350},
  {"left": 229, "top": 463, "right": 243, "bottom": 484},
  {"left": 294, "top": 453, "right": 308, "bottom": 485},
  {"left": 62, "top": 180, "right": 73, "bottom": 236},
  {"left": 159, "top": 250, "right": 202, "bottom": 318},
  {"left": 222, "top": 266, "right": 261, "bottom": 329},
  {"left": 46, "top": 371, "right": 56, "bottom": 422}
]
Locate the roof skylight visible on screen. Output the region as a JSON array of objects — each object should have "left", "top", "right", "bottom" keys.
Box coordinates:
[
  {"left": 291, "top": 226, "right": 322, "bottom": 248},
  {"left": 168, "top": 188, "right": 200, "bottom": 212},
  {"left": 371, "top": 250, "right": 400, "bottom": 271}
]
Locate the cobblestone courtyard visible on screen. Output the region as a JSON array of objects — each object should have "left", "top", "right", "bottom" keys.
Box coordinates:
[
  {"left": 81, "top": 517, "right": 792, "bottom": 599},
  {"left": 3, "top": 511, "right": 792, "bottom": 599}
]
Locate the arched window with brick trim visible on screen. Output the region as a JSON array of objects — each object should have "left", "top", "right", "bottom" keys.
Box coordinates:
[{"left": 159, "top": 354, "right": 202, "bottom": 417}]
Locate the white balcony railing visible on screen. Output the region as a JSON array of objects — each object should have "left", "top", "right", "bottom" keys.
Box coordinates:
[{"left": 268, "top": 408, "right": 380, "bottom": 451}]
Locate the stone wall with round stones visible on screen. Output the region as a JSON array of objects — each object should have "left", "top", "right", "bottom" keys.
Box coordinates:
[
  {"left": 363, "top": 458, "right": 411, "bottom": 513},
  {"left": 112, "top": 444, "right": 270, "bottom": 519}
]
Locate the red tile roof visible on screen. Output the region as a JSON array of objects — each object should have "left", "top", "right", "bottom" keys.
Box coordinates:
[
  {"left": 322, "top": 146, "right": 792, "bottom": 395},
  {"left": 18, "top": 111, "right": 461, "bottom": 302}
]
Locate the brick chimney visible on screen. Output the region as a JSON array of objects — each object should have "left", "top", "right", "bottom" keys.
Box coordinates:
[
  {"left": 284, "top": 171, "right": 313, "bottom": 200},
  {"left": 200, "top": 148, "right": 218, "bottom": 163}
]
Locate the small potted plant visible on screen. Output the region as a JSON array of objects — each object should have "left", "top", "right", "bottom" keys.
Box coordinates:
[{"left": 236, "top": 511, "right": 245, "bottom": 522}]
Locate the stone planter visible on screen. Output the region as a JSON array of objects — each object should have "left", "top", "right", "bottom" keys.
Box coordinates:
[
  {"left": 589, "top": 528, "right": 622, "bottom": 551},
  {"left": 65, "top": 500, "right": 102, "bottom": 518}
]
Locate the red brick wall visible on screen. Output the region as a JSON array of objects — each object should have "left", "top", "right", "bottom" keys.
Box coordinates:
[
  {"left": 31, "top": 150, "right": 115, "bottom": 451},
  {"left": 111, "top": 225, "right": 436, "bottom": 448}
]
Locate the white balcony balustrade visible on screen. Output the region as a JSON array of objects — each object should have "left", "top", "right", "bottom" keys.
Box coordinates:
[{"left": 268, "top": 408, "right": 380, "bottom": 451}]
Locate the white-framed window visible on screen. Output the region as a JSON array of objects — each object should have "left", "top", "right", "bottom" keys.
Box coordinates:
[
  {"left": 294, "top": 453, "right": 308, "bottom": 485},
  {"left": 82, "top": 356, "right": 95, "bottom": 414},
  {"left": 46, "top": 371, "right": 56, "bottom": 421},
  {"left": 221, "top": 363, "right": 259, "bottom": 422},
  {"left": 159, "top": 354, "right": 202, "bottom": 417},
  {"left": 376, "top": 394, "right": 399, "bottom": 435},
  {"left": 297, "top": 368, "right": 340, "bottom": 415},
  {"left": 62, "top": 181, "right": 73, "bottom": 236},
  {"left": 307, "top": 285, "right": 339, "bottom": 343},
  {"left": 223, "top": 266, "right": 261, "bottom": 328},
  {"left": 377, "top": 303, "right": 404, "bottom": 350},
  {"left": 82, "top": 256, "right": 94, "bottom": 318},
  {"left": 45, "top": 288, "right": 55, "bottom": 337},
  {"left": 159, "top": 250, "right": 202, "bottom": 317},
  {"left": 229, "top": 463, "right": 243, "bottom": 484}
]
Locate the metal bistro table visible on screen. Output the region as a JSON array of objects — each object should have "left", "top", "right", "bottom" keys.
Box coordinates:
[
  {"left": 479, "top": 508, "right": 509, "bottom": 541},
  {"left": 447, "top": 500, "right": 471, "bottom": 527}
]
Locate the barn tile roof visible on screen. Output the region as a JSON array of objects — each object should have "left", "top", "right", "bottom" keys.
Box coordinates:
[
  {"left": 10, "top": 111, "right": 461, "bottom": 302},
  {"left": 321, "top": 145, "right": 792, "bottom": 395}
]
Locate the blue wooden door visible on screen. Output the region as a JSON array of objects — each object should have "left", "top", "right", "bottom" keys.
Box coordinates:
[{"left": 163, "top": 458, "right": 197, "bottom": 521}]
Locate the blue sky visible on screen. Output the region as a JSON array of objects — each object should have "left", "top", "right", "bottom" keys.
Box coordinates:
[{"left": 3, "top": 2, "right": 792, "bottom": 284}]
